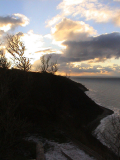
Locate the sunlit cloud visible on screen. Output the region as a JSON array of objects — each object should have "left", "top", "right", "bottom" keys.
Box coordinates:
[
  {"left": 13, "top": 13, "right": 29, "bottom": 27},
  {"left": 52, "top": 39, "right": 66, "bottom": 49},
  {"left": 57, "top": 61, "right": 120, "bottom": 76},
  {"left": 0, "top": 1, "right": 119, "bottom": 76},
  {"left": 46, "top": 14, "right": 63, "bottom": 27},
  {"left": 0, "top": 30, "right": 4, "bottom": 37},
  {"left": 12, "top": 31, "right": 63, "bottom": 64},
  {"left": 0, "top": 24, "right": 11, "bottom": 32},
  {"left": 44, "top": 34, "right": 52, "bottom": 39},
  {"left": 52, "top": 18, "right": 97, "bottom": 42},
  {"left": 46, "top": 0, "right": 120, "bottom": 27},
  {"left": 46, "top": 18, "right": 96, "bottom": 49},
  {"left": 19, "top": 30, "right": 44, "bottom": 62},
  {"left": 0, "top": 14, "right": 29, "bottom": 33},
  {"left": 76, "top": 6, "right": 113, "bottom": 23},
  {"left": 112, "top": 12, "right": 120, "bottom": 26},
  {"left": 45, "top": 18, "right": 97, "bottom": 52},
  {"left": 45, "top": 18, "right": 97, "bottom": 51},
  {"left": 46, "top": 0, "right": 86, "bottom": 27},
  {"left": 35, "top": 48, "right": 62, "bottom": 55},
  {"left": 20, "top": 30, "right": 43, "bottom": 53},
  {"left": 58, "top": 0, "right": 84, "bottom": 7},
  {"left": 50, "top": 18, "right": 97, "bottom": 50}
]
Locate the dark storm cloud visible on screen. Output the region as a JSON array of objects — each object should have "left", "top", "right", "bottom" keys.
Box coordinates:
[{"left": 61, "top": 32, "right": 120, "bottom": 63}]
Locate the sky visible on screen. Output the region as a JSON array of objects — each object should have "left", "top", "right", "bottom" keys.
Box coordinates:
[{"left": 0, "top": 0, "right": 120, "bottom": 76}]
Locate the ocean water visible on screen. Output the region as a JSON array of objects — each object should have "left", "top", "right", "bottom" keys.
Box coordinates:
[
  {"left": 71, "top": 77, "right": 120, "bottom": 155},
  {"left": 71, "top": 77, "right": 120, "bottom": 113}
]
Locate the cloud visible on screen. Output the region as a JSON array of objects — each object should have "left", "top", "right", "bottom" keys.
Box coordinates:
[
  {"left": 16, "top": 31, "right": 62, "bottom": 64},
  {"left": 35, "top": 48, "right": 62, "bottom": 55},
  {"left": 48, "top": 19, "right": 120, "bottom": 66},
  {"left": 35, "top": 48, "right": 53, "bottom": 54},
  {"left": 58, "top": 61, "right": 120, "bottom": 76},
  {"left": 19, "top": 30, "right": 44, "bottom": 60},
  {"left": 46, "top": 14, "right": 63, "bottom": 27},
  {"left": 76, "top": 6, "right": 113, "bottom": 23},
  {"left": 20, "top": 30, "right": 43, "bottom": 49},
  {"left": 32, "top": 53, "right": 61, "bottom": 71},
  {"left": 52, "top": 18, "right": 97, "bottom": 42},
  {"left": 0, "top": 14, "right": 29, "bottom": 33},
  {"left": 46, "top": 0, "right": 120, "bottom": 27},
  {"left": 112, "top": 12, "right": 120, "bottom": 26},
  {"left": 59, "top": 32, "right": 120, "bottom": 63},
  {"left": 48, "top": 18, "right": 97, "bottom": 50},
  {"left": 0, "top": 30, "right": 4, "bottom": 37},
  {"left": 37, "top": 52, "right": 119, "bottom": 76},
  {"left": 44, "top": 34, "right": 52, "bottom": 39}
]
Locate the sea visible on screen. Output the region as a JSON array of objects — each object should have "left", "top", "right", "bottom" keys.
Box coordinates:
[
  {"left": 71, "top": 77, "right": 120, "bottom": 113},
  {"left": 71, "top": 77, "right": 120, "bottom": 154}
]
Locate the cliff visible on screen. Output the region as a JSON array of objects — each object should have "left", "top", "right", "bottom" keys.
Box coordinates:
[{"left": 0, "top": 68, "right": 114, "bottom": 159}]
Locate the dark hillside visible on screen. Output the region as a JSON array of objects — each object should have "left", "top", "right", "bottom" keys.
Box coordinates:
[
  {"left": 0, "top": 68, "right": 114, "bottom": 159},
  {"left": 1, "top": 68, "right": 104, "bottom": 126}
]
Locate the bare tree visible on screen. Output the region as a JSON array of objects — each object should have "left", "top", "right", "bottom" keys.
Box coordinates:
[
  {"left": 0, "top": 55, "right": 11, "bottom": 69},
  {"left": 37, "top": 54, "right": 58, "bottom": 74},
  {"left": 40, "top": 54, "right": 52, "bottom": 73},
  {"left": 95, "top": 114, "right": 120, "bottom": 159},
  {"left": 0, "top": 43, "right": 10, "bottom": 69},
  {"left": 6, "top": 35, "right": 31, "bottom": 71},
  {"left": 50, "top": 61, "right": 58, "bottom": 74}
]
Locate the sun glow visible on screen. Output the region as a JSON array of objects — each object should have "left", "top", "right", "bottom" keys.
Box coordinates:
[
  {"left": 0, "top": 24, "right": 11, "bottom": 32},
  {"left": 18, "top": 30, "right": 44, "bottom": 62}
]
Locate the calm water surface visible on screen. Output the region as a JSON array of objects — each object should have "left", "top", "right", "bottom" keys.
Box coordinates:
[{"left": 71, "top": 77, "right": 120, "bottom": 113}]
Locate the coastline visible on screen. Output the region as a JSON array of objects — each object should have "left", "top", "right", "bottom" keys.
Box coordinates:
[
  {"left": 0, "top": 69, "right": 117, "bottom": 159},
  {"left": 78, "top": 85, "right": 114, "bottom": 133},
  {"left": 68, "top": 81, "right": 116, "bottom": 159},
  {"left": 74, "top": 79, "right": 114, "bottom": 133},
  {"left": 86, "top": 105, "right": 114, "bottom": 133}
]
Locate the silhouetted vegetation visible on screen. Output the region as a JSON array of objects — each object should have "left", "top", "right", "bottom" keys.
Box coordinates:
[
  {"left": 6, "top": 35, "right": 31, "bottom": 71},
  {"left": 0, "top": 66, "right": 116, "bottom": 159},
  {"left": 36, "top": 54, "right": 58, "bottom": 74},
  {"left": 0, "top": 38, "right": 116, "bottom": 159},
  {"left": 0, "top": 55, "right": 11, "bottom": 69},
  {"left": 0, "top": 69, "right": 32, "bottom": 159}
]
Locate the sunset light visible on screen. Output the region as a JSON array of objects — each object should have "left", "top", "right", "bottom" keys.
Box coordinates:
[{"left": 0, "top": 0, "right": 120, "bottom": 76}]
